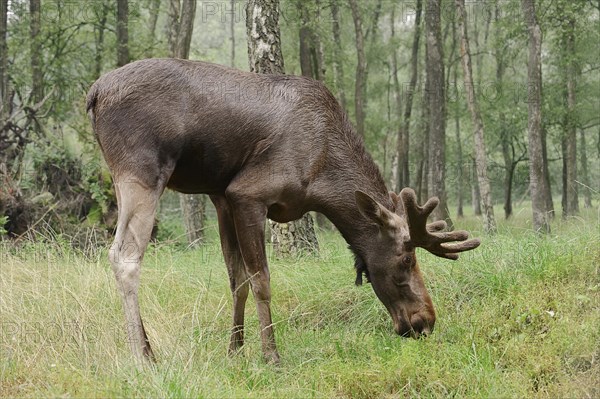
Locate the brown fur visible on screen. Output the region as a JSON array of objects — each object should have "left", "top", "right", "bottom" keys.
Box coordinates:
[{"left": 88, "top": 59, "right": 479, "bottom": 364}]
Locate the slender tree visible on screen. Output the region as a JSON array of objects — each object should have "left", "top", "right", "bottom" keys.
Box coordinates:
[
  {"left": 167, "top": 0, "right": 180, "bottom": 56},
  {"left": 495, "top": 5, "right": 513, "bottom": 219},
  {"left": 522, "top": 0, "right": 551, "bottom": 233},
  {"left": 348, "top": 0, "right": 366, "bottom": 137},
  {"left": 116, "top": 0, "right": 129, "bottom": 67},
  {"left": 450, "top": 15, "right": 464, "bottom": 218},
  {"left": 313, "top": 0, "right": 326, "bottom": 80},
  {"left": 230, "top": 0, "right": 235, "bottom": 67},
  {"left": 30, "top": 0, "right": 42, "bottom": 104},
  {"left": 145, "top": 0, "right": 161, "bottom": 58},
  {"left": 416, "top": 91, "right": 428, "bottom": 204},
  {"left": 0, "top": 0, "right": 8, "bottom": 124},
  {"left": 175, "top": 0, "right": 195, "bottom": 59},
  {"left": 330, "top": 0, "right": 346, "bottom": 111},
  {"left": 425, "top": 0, "right": 452, "bottom": 225},
  {"left": 395, "top": 0, "right": 422, "bottom": 191},
  {"left": 247, "top": 0, "right": 319, "bottom": 256},
  {"left": 579, "top": 129, "right": 592, "bottom": 208},
  {"left": 541, "top": 125, "right": 554, "bottom": 217},
  {"left": 299, "top": 2, "right": 314, "bottom": 78},
  {"left": 297, "top": 1, "right": 326, "bottom": 82},
  {"left": 561, "top": 13, "right": 579, "bottom": 217},
  {"left": 455, "top": 0, "right": 496, "bottom": 233},
  {"left": 389, "top": 5, "right": 401, "bottom": 192},
  {"left": 93, "top": 1, "right": 109, "bottom": 80}
]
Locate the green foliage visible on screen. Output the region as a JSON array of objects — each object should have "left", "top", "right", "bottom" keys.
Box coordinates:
[
  {"left": 2, "top": 0, "right": 599, "bottom": 228},
  {"left": 0, "top": 215, "right": 8, "bottom": 235},
  {"left": 81, "top": 159, "right": 113, "bottom": 217}
]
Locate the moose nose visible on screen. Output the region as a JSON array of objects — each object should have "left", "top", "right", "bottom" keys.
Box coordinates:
[
  {"left": 393, "top": 312, "right": 435, "bottom": 338},
  {"left": 409, "top": 312, "right": 435, "bottom": 338}
]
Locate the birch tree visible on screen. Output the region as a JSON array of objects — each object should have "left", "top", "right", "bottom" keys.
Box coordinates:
[{"left": 455, "top": 0, "right": 497, "bottom": 233}]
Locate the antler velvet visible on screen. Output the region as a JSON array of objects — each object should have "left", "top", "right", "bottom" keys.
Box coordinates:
[{"left": 400, "top": 188, "right": 481, "bottom": 259}]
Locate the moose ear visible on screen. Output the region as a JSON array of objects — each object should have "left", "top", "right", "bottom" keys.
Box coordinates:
[
  {"left": 389, "top": 191, "right": 405, "bottom": 216},
  {"left": 355, "top": 190, "right": 393, "bottom": 228}
]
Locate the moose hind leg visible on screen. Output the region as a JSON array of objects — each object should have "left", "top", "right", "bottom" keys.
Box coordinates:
[
  {"left": 210, "top": 195, "right": 250, "bottom": 354},
  {"left": 110, "top": 178, "right": 161, "bottom": 364}
]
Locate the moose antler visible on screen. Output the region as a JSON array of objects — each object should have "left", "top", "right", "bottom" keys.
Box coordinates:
[{"left": 400, "top": 188, "right": 480, "bottom": 260}]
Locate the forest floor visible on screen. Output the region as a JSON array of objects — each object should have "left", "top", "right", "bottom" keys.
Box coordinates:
[{"left": 1, "top": 204, "right": 599, "bottom": 398}]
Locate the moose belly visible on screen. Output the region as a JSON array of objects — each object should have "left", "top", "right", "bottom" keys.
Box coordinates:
[
  {"left": 267, "top": 202, "right": 306, "bottom": 223},
  {"left": 166, "top": 156, "right": 233, "bottom": 195}
]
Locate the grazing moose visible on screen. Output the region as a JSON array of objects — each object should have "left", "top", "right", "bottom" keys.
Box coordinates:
[{"left": 86, "top": 58, "right": 480, "bottom": 364}]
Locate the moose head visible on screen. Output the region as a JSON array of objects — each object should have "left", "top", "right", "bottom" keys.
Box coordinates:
[{"left": 355, "top": 187, "right": 481, "bottom": 337}]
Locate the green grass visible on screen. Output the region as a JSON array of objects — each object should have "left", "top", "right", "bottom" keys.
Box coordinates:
[{"left": 1, "top": 205, "right": 599, "bottom": 398}]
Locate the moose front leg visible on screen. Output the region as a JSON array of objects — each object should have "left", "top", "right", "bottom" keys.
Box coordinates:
[
  {"left": 210, "top": 195, "right": 250, "bottom": 354},
  {"left": 225, "top": 190, "right": 280, "bottom": 364}
]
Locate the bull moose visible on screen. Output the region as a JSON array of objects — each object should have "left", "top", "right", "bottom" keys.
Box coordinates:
[{"left": 86, "top": 58, "right": 480, "bottom": 364}]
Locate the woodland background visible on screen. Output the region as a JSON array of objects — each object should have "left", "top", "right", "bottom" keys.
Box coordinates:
[{"left": 0, "top": 0, "right": 598, "bottom": 244}]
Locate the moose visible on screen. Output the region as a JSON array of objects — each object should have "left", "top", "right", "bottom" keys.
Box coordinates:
[{"left": 87, "top": 58, "right": 480, "bottom": 364}]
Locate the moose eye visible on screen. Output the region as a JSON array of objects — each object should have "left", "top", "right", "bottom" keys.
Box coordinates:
[{"left": 401, "top": 254, "right": 414, "bottom": 267}]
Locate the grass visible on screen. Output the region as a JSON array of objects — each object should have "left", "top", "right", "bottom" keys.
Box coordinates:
[{"left": 1, "top": 204, "right": 599, "bottom": 398}]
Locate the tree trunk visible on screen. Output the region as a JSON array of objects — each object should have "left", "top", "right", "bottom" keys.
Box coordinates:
[
  {"left": 522, "top": 0, "right": 550, "bottom": 233},
  {"left": 425, "top": 0, "right": 451, "bottom": 226},
  {"left": 501, "top": 125, "right": 513, "bottom": 219},
  {"left": 390, "top": 5, "right": 402, "bottom": 191},
  {"left": 349, "top": 0, "right": 367, "bottom": 137},
  {"left": 471, "top": 158, "right": 482, "bottom": 215},
  {"left": 417, "top": 90, "right": 429, "bottom": 205},
  {"left": 0, "top": 0, "right": 8, "bottom": 123},
  {"left": 299, "top": 4, "right": 314, "bottom": 78},
  {"left": 94, "top": 2, "right": 109, "bottom": 80},
  {"left": 246, "top": 0, "right": 285, "bottom": 74},
  {"left": 455, "top": 0, "right": 496, "bottom": 233},
  {"left": 116, "top": 0, "right": 129, "bottom": 67},
  {"left": 313, "top": 0, "right": 326, "bottom": 81},
  {"left": 561, "top": 137, "right": 568, "bottom": 215},
  {"left": 175, "top": 0, "right": 196, "bottom": 59},
  {"left": 495, "top": 5, "right": 513, "bottom": 219},
  {"left": 448, "top": 6, "right": 463, "bottom": 218},
  {"left": 562, "top": 17, "right": 578, "bottom": 217},
  {"left": 145, "top": 0, "right": 161, "bottom": 58},
  {"left": 579, "top": 129, "right": 592, "bottom": 208},
  {"left": 246, "top": 0, "right": 318, "bottom": 256},
  {"left": 230, "top": 0, "right": 235, "bottom": 66},
  {"left": 30, "top": 0, "right": 43, "bottom": 104},
  {"left": 180, "top": 194, "right": 205, "bottom": 246},
  {"left": 453, "top": 65, "right": 464, "bottom": 218},
  {"left": 541, "top": 124, "right": 554, "bottom": 217},
  {"left": 331, "top": 0, "right": 346, "bottom": 111},
  {"left": 505, "top": 159, "right": 515, "bottom": 219},
  {"left": 415, "top": 129, "right": 427, "bottom": 205},
  {"left": 395, "top": 0, "right": 422, "bottom": 191},
  {"left": 167, "top": 0, "right": 180, "bottom": 57}
]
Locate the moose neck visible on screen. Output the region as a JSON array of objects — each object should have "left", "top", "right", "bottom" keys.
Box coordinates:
[{"left": 312, "top": 126, "right": 394, "bottom": 260}]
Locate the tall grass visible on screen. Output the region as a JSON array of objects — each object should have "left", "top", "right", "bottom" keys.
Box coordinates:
[{"left": 1, "top": 205, "right": 599, "bottom": 398}]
